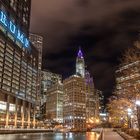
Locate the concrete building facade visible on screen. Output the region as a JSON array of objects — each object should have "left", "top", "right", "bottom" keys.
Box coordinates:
[
  {"left": 63, "top": 75, "right": 86, "bottom": 131},
  {"left": 43, "top": 82, "right": 63, "bottom": 123},
  {"left": 115, "top": 60, "right": 140, "bottom": 128},
  {"left": 85, "top": 71, "right": 99, "bottom": 127},
  {"left": 0, "top": 0, "right": 38, "bottom": 128},
  {"left": 29, "top": 33, "right": 43, "bottom": 98},
  {"left": 41, "top": 70, "right": 62, "bottom": 104}
]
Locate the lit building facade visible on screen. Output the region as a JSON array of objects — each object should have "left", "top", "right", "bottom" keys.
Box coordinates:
[
  {"left": 63, "top": 75, "right": 86, "bottom": 131},
  {"left": 96, "top": 89, "right": 104, "bottom": 113},
  {"left": 115, "top": 60, "right": 140, "bottom": 128},
  {"left": 41, "top": 70, "right": 62, "bottom": 104},
  {"left": 85, "top": 70, "right": 99, "bottom": 127},
  {"left": 116, "top": 61, "right": 140, "bottom": 97},
  {"left": 0, "top": 0, "right": 38, "bottom": 128},
  {"left": 63, "top": 48, "right": 100, "bottom": 131},
  {"left": 29, "top": 33, "right": 43, "bottom": 98},
  {"left": 76, "top": 48, "right": 85, "bottom": 78},
  {"left": 42, "top": 82, "right": 63, "bottom": 123},
  {"left": 29, "top": 33, "right": 43, "bottom": 120}
]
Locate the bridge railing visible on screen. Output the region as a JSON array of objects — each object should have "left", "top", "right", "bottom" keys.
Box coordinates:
[{"left": 98, "top": 128, "right": 104, "bottom": 140}]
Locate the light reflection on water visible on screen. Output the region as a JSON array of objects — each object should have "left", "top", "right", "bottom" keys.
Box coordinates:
[
  {"left": 86, "top": 132, "right": 100, "bottom": 140},
  {"left": 0, "top": 132, "right": 99, "bottom": 140}
]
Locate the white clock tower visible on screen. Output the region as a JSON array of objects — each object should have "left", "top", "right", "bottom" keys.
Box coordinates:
[{"left": 76, "top": 47, "right": 85, "bottom": 78}]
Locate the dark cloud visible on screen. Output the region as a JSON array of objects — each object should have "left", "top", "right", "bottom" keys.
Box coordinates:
[
  {"left": 30, "top": 0, "right": 140, "bottom": 53},
  {"left": 30, "top": 0, "right": 140, "bottom": 100}
]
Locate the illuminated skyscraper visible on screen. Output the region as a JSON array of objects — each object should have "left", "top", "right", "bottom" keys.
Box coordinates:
[
  {"left": 29, "top": 33, "right": 43, "bottom": 97},
  {"left": 42, "top": 82, "right": 63, "bottom": 123},
  {"left": 76, "top": 47, "right": 85, "bottom": 78},
  {"left": 63, "top": 48, "right": 100, "bottom": 131},
  {"left": 115, "top": 60, "right": 140, "bottom": 98},
  {"left": 0, "top": 0, "right": 38, "bottom": 128},
  {"left": 1, "top": 0, "right": 31, "bottom": 36},
  {"left": 63, "top": 75, "right": 86, "bottom": 131},
  {"left": 85, "top": 70, "right": 99, "bottom": 127},
  {"left": 41, "top": 70, "right": 62, "bottom": 103},
  {"left": 29, "top": 33, "right": 43, "bottom": 120}
]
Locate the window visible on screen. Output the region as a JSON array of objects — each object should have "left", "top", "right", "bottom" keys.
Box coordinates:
[
  {"left": 4, "top": 69, "right": 12, "bottom": 76},
  {"left": 0, "top": 41, "right": 5, "bottom": 49},
  {"left": 9, "top": 103, "right": 15, "bottom": 112},
  {"left": 3, "top": 79, "right": 11, "bottom": 86},
  {"left": 2, "top": 85, "right": 11, "bottom": 91},
  {"left": 0, "top": 101, "right": 6, "bottom": 111}
]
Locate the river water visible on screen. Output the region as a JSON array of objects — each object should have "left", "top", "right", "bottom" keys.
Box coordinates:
[{"left": 0, "top": 132, "right": 100, "bottom": 140}]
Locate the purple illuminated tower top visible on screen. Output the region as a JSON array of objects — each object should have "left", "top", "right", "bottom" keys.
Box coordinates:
[{"left": 77, "top": 47, "right": 84, "bottom": 58}]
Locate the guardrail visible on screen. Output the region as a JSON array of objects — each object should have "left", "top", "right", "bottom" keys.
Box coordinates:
[{"left": 98, "top": 128, "right": 104, "bottom": 140}]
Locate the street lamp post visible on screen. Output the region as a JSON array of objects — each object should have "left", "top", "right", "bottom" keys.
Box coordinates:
[
  {"left": 127, "top": 108, "right": 132, "bottom": 129},
  {"left": 136, "top": 100, "right": 140, "bottom": 130}
]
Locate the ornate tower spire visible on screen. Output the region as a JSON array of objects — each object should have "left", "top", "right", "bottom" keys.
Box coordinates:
[
  {"left": 76, "top": 47, "right": 85, "bottom": 77},
  {"left": 77, "top": 47, "right": 83, "bottom": 58}
]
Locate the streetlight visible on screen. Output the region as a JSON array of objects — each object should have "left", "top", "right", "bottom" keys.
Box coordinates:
[
  {"left": 136, "top": 100, "right": 140, "bottom": 130},
  {"left": 127, "top": 108, "right": 132, "bottom": 115},
  {"left": 127, "top": 108, "right": 132, "bottom": 129},
  {"left": 136, "top": 100, "right": 140, "bottom": 106}
]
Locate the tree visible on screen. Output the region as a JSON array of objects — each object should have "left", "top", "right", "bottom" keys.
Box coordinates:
[
  {"left": 122, "top": 42, "right": 140, "bottom": 63},
  {"left": 107, "top": 97, "right": 133, "bottom": 128}
]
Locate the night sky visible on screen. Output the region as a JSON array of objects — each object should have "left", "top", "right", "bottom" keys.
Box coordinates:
[{"left": 30, "top": 0, "right": 140, "bottom": 101}]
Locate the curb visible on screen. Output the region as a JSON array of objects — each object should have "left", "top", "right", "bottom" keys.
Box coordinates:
[{"left": 117, "top": 131, "right": 137, "bottom": 140}]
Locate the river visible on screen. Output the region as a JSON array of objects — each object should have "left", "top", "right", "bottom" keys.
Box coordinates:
[{"left": 0, "top": 132, "right": 100, "bottom": 140}]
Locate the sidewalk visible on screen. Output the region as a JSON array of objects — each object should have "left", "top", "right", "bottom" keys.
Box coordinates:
[{"left": 104, "top": 129, "right": 124, "bottom": 140}]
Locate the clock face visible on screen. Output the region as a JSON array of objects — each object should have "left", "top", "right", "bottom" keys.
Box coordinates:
[{"left": 78, "top": 63, "right": 83, "bottom": 69}]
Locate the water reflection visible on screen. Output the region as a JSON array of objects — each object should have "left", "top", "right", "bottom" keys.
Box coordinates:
[
  {"left": 86, "top": 132, "right": 100, "bottom": 140},
  {"left": 0, "top": 132, "right": 99, "bottom": 140}
]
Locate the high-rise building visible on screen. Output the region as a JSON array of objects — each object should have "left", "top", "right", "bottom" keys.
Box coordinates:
[
  {"left": 63, "top": 75, "right": 86, "bottom": 131},
  {"left": 85, "top": 70, "right": 99, "bottom": 128},
  {"left": 42, "top": 82, "right": 63, "bottom": 123},
  {"left": 115, "top": 61, "right": 140, "bottom": 97},
  {"left": 115, "top": 60, "right": 140, "bottom": 128},
  {"left": 41, "top": 70, "right": 62, "bottom": 104},
  {"left": 97, "top": 90, "right": 104, "bottom": 113},
  {"left": 0, "top": 0, "right": 39, "bottom": 128},
  {"left": 95, "top": 89, "right": 105, "bottom": 122},
  {"left": 29, "top": 33, "right": 43, "bottom": 120},
  {"left": 76, "top": 48, "right": 85, "bottom": 78},
  {"left": 63, "top": 48, "right": 100, "bottom": 131},
  {"left": 29, "top": 33, "right": 43, "bottom": 71},
  {"left": 29, "top": 33, "right": 43, "bottom": 99},
  {"left": 1, "top": 0, "right": 31, "bottom": 35}
]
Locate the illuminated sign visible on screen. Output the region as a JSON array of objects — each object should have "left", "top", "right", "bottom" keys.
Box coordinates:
[{"left": 0, "top": 10, "right": 30, "bottom": 48}]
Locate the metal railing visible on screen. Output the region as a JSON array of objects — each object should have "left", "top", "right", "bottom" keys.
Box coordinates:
[{"left": 98, "top": 128, "right": 104, "bottom": 140}]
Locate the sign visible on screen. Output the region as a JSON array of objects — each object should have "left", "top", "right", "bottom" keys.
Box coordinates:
[{"left": 0, "top": 10, "right": 30, "bottom": 48}]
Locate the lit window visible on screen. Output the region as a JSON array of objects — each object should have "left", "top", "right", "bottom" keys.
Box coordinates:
[
  {"left": 9, "top": 103, "right": 15, "bottom": 112},
  {"left": 0, "top": 101, "right": 6, "bottom": 111}
]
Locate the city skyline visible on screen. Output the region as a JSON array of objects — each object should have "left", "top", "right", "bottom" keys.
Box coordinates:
[{"left": 0, "top": 0, "right": 139, "bottom": 139}]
